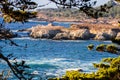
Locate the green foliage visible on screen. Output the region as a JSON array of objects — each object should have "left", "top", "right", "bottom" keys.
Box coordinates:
[
  {"left": 106, "top": 44, "right": 118, "bottom": 53},
  {"left": 49, "top": 57, "right": 120, "bottom": 80},
  {"left": 0, "top": 0, "right": 37, "bottom": 79},
  {"left": 87, "top": 44, "right": 94, "bottom": 50},
  {"left": 88, "top": 44, "right": 119, "bottom": 54},
  {"left": 50, "top": 0, "right": 120, "bottom": 19},
  {"left": 50, "top": 0, "right": 96, "bottom": 8},
  {"left": 0, "top": 0, "right": 37, "bottom": 22},
  {"left": 37, "top": 8, "right": 85, "bottom": 20},
  {"left": 0, "top": 27, "right": 15, "bottom": 39},
  {"left": 102, "top": 5, "right": 120, "bottom": 18},
  {"left": 3, "top": 10, "right": 37, "bottom": 23},
  {"left": 37, "top": 3, "right": 120, "bottom": 21}
]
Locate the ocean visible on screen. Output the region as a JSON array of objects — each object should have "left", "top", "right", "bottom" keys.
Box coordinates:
[{"left": 0, "top": 19, "right": 118, "bottom": 79}]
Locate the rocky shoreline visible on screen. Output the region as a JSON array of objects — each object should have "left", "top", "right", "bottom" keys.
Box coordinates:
[{"left": 18, "top": 23, "right": 120, "bottom": 40}]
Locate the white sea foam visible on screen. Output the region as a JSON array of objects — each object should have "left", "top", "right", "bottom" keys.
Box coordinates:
[
  {"left": 12, "top": 37, "right": 31, "bottom": 40},
  {"left": 11, "top": 30, "right": 18, "bottom": 32},
  {"left": 53, "top": 40, "right": 86, "bottom": 42},
  {"left": 28, "top": 20, "right": 47, "bottom": 23},
  {"left": 12, "top": 30, "right": 29, "bottom": 33},
  {"left": 26, "top": 58, "right": 68, "bottom": 65},
  {"left": 9, "top": 58, "right": 98, "bottom": 76},
  {"left": 32, "top": 70, "right": 39, "bottom": 75},
  {"left": 12, "top": 37, "right": 39, "bottom": 40},
  {"left": 12, "top": 36, "right": 88, "bottom": 42},
  {"left": 65, "top": 68, "right": 83, "bottom": 71},
  {"left": 103, "top": 41, "right": 112, "bottom": 43},
  {"left": 46, "top": 72, "right": 58, "bottom": 76}
]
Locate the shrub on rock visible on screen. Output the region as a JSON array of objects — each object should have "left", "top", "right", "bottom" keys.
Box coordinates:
[
  {"left": 96, "top": 44, "right": 106, "bottom": 52},
  {"left": 87, "top": 44, "right": 94, "bottom": 50},
  {"left": 106, "top": 44, "right": 118, "bottom": 53}
]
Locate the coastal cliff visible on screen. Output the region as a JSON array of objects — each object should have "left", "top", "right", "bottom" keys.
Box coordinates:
[{"left": 19, "top": 23, "right": 120, "bottom": 40}]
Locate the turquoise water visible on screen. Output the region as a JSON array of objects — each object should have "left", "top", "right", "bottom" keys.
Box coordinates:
[{"left": 0, "top": 19, "right": 118, "bottom": 79}]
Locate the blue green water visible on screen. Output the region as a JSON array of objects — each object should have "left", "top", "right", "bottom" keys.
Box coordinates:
[{"left": 0, "top": 19, "right": 118, "bottom": 79}]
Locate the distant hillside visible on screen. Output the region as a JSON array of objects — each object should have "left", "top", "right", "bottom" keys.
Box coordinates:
[
  {"left": 103, "top": 5, "right": 120, "bottom": 18},
  {"left": 36, "top": 8, "right": 87, "bottom": 22},
  {"left": 36, "top": 4, "right": 120, "bottom": 22}
]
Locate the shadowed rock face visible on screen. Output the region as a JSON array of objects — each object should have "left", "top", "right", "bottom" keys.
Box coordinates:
[
  {"left": 94, "top": 30, "right": 117, "bottom": 40},
  {"left": 115, "top": 32, "right": 120, "bottom": 40}
]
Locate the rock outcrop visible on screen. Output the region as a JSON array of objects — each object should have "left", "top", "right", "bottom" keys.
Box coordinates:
[
  {"left": 53, "top": 32, "right": 70, "bottom": 40},
  {"left": 29, "top": 24, "right": 63, "bottom": 39},
  {"left": 28, "top": 24, "right": 91, "bottom": 40},
  {"left": 94, "top": 30, "right": 117, "bottom": 40},
  {"left": 53, "top": 29, "right": 91, "bottom": 40},
  {"left": 69, "top": 29, "right": 90, "bottom": 40},
  {"left": 19, "top": 23, "right": 120, "bottom": 40},
  {"left": 70, "top": 23, "right": 120, "bottom": 40}
]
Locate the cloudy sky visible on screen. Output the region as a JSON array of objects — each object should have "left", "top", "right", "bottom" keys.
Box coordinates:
[{"left": 35, "top": 0, "right": 110, "bottom": 8}]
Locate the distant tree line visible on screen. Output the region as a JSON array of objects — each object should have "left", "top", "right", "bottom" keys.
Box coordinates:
[
  {"left": 38, "top": 5, "right": 120, "bottom": 19},
  {"left": 37, "top": 1, "right": 120, "bottom": 19}
]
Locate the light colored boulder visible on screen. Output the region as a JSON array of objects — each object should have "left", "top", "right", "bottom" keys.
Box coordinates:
[
  {"left": 30, "top": 25, "right": 63, "bottom": 38},
  {"left": 53, "top": 32, "right": 70, "bottom": 40},
  {"left": 30, "top": 29, "right": 61, "bottom": 38},
  {"left": 115, "top": 32, "right": 120, "bottom": 40},
  {"left": 54, "top": 29, "right": 91, "bottom": 40},
  {"left": 69, "top": 29, "right": 90, "bottom": 40}
]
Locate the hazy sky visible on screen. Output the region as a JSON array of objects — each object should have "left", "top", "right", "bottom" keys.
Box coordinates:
[{"left": 35, "top": 0, "right": 110, "bottom": 8}]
